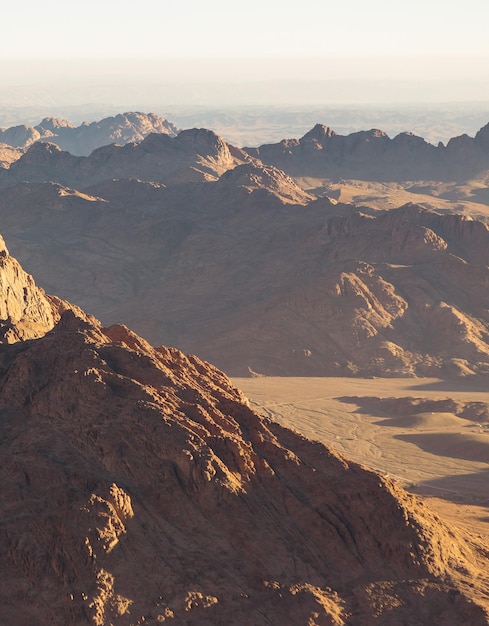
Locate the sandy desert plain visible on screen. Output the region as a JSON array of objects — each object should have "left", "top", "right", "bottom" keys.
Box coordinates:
[{"left": 234, "top": 375, "right": 489, "bottom": 539}]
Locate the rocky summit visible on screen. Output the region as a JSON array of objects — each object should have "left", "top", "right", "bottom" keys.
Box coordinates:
[
  {"left": 245, "top": 122, "right": 489, "bottom": 181},
  {"left": 0, "top": 112, "right": 178, "bottom": 156},
  {"left": 1, "top": 247, "right": 489, "bottom": 624}
]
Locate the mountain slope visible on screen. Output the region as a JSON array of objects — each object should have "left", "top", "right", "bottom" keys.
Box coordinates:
[
  {"left": 0, "top": 234, "right": 94, "bottom": 343},
  {"left": 2, "top": 166, "right": 489, "bottom": 376},
  {"left": 0, "top": 128, "right": 251, "bottom": 189},
  {"left": 1, "top": 254, "right": 488, "bottom": 624}
]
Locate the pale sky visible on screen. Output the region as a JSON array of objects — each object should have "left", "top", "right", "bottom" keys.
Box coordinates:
[
  {"left": 1, "top": 0, "right": 488, "bottom": 105},
  {"left": 4, "top": 0, "right": 487, "bottom": 59},
  {"left": 2, "top": 0, "right": 488, "bottom": 70}
]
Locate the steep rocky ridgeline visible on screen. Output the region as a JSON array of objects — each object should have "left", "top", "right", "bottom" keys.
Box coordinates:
[
  {"left": 0, "top": 235, "right": 93, "bottom": 343},
  {"left": 0, "top": 283, "right": 488, "bottom": 623},
  {"left": 0, "top": 112, "right": 178, "bottom": 156},
  {"left": 0, "top": 128, "right": 252, "bottom": 189},
  {"left": 245, "top": 122, "right": 489, "bottom": 181}
]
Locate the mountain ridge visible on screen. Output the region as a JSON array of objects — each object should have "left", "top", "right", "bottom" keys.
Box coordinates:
[
  {"left": 2, "top": 171, "right": 489, "bottom": 377},
  {"left": 0, "top": 112, "right": 178, "bottom": 156},
  {"left": 0, "top": 128, "right": 252, "bottom": 189},
  {"left": 1, "top": 247, "right": 488, "bottom": 624},
  {"left": 245, "top": 122, "right": 489, "bottom": 181}
]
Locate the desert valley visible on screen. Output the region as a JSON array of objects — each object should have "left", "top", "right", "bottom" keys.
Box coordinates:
[{"left": 1, "top": 111, "right": 489, "bottom": 624}]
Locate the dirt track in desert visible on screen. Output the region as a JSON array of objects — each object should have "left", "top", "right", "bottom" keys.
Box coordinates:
[{"left": 233, "top": 376, "right": 489, "bottom": 539}]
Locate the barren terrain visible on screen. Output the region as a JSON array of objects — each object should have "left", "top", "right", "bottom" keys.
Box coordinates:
[
  {"left": 295, "top": 177, "right": 489, "bottom": 219},
  {"left": 234, "top": 376, "right": 489, "bottom": 539}
]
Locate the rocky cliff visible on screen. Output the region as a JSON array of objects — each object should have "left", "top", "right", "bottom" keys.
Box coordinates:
[{"left": 1, "top": 255, "right": 488, "bottom": 623}]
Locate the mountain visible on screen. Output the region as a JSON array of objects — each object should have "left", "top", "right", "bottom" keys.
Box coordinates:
[
  {"left": 2, "top": 162, "right": 489, "bottom": 376},
  {"left": 2, "top": 120, "right": 489, "bottom": 377},
  {"left": 0, "top": 142, "right": 23, "bottom": 167},
  {"left": 0, "top": 234, "right": 94, "bottom": 343},
  {"left": 245, "top": 122, "right": 489, "bottom": 181},
  {"left": 1, "top": 246, "right": 488, "bottom": 624},
  {"left": 0, "top": 128, "right": 251, "bottom": 189},
  {"left": 0, "top": 112, "right": 178, "bottom": 156}
]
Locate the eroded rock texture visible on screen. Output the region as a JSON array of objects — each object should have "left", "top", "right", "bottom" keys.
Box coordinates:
[{"left": 0, "top": 303, "right": 488, "bottom": 623}]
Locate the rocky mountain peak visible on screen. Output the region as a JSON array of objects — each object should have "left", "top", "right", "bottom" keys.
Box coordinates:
[
  {"left": 20, "top": 140, "right": 64, "bottom": 161},
  {"left": 0, "top": 112, "right": 179, "bottom": 156},
  {"left": 219, "top": 162, "right": 314, "bottom": 204},
  {"left": 0, "top": 236, "right": 56, "bottom": 342},
  {"left": 36, "top": 117, "right": 75, "bottom": 131},
  {"left": 301, "top": 123, "right": 337, "bottom": 142},
  {"left": 474, "top": 121, "right": 489, "bottom": 149},
  {"left": 175, "top": 127, "right": 230, "bottom": 156}
]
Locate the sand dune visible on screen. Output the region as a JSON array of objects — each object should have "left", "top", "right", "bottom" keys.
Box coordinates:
[
  {"left": 378, "top": 412, "right": 471, "bottom": 429},
  {"left": 397, "top": 432, "right": 489, "bottom": 463}
]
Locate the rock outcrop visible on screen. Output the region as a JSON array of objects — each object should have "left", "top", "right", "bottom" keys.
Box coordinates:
[
  {"left": 0, "top": 142, "right": 23, "bottom": 167},
  {"left": 0, "top": 235, "right": 94, "bottom": 343},
  {"left": 0, "top": 262, "right": 488, "bottom": 623}
]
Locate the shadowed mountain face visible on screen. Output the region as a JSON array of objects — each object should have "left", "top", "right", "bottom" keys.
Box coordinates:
[
  {"left": 245, "top": 123, "right": 489, "bottom": 181},
  {"left": 1, "top": 166, "right": 489, "bottom": 376},
  {"left": 1, "top": 249, "right": 488, "bottom": 625},
  {"left": 0, "top": 112, "right": 178, "bottom": 156},
  {"left": 2, "top": 119, "right": 489, "bottom": 376},
  {"left": 0, "top": 127, "right": 251, "bottom": 188}
]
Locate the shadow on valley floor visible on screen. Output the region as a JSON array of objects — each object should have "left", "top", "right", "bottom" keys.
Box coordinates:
[
  {"left": 406, "top": 376, "right": 489, "bottom": 393},
  {"left": 407, "top": 468, "right": 489, "bottom": 506},
  {"left": 394, "top": 432, "right": 489, "bottom": 464}
]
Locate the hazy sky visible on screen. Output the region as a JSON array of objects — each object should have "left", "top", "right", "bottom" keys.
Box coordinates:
[
  {"left": 1, "top": 0, "right": 488, "bottom": 104},
  {"left": 2, "top": 0, "right": 488, "bottom": 70}
]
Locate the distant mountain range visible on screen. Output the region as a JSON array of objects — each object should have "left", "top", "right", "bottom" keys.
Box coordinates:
[
  {"left": 1, "top": 115, "right": 489, "bottom": 377},
  {"left": 0, "top": 112, "right": 177, "bottom": 156},
  {"left": 0, "top": 127, "right": 250, "bottom": 189},
  {"left": 245, "top": 122, "right": 489, "bottom": 181}
]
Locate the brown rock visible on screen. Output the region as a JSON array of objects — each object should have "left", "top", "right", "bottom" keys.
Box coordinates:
[
  {"left": 0, "top": 142, "right": 23, "bottom": 167},
  {"left": 1, "top": 305, "right": 489, "bottom": 624},
  {"left": 0, "top": 127, "right": 251, "bottom": 189}
]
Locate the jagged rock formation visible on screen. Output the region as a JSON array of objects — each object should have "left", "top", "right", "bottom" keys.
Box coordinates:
[
  {"left": 0, "top": 142, "right": 22, "bottom": 167},
  {"left": 245, "top": 122, "right": 489, "bottom": 181},
  {"left": 0, "top": 234, "right": 57, "bottom": 342},
  {"left": 0, "top": 254, "right": 488, "bottom": 623},
  {"left": 0, "top": 112, "right": 178, "bottom": 156},
  {"left": 0, "top": 124, "right": 43, "bottom": 149},
  {"left": 0, "top": 235, "right": 92, "bottom": 343},
  {"left": 0, "top": 128, "right": 251, "bottom": 189}
]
